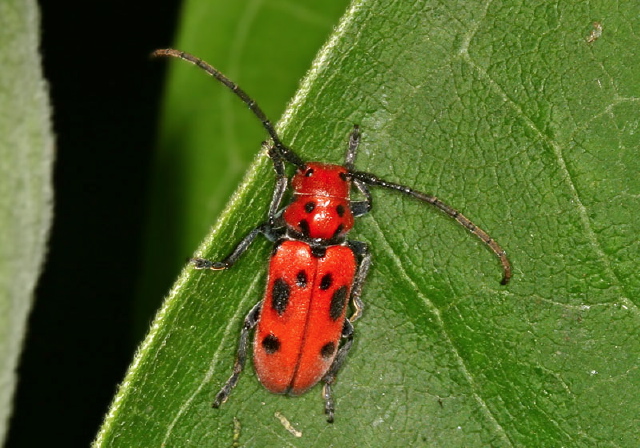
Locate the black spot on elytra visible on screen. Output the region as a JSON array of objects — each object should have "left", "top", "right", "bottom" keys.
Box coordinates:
[
  {"left": 336, "top": 204, "right": 345, "bottom": 217},
  {"left": 298, "top": 219, "right": 310, "bottom": 236},
  {"left": 271, "top": 278, "right": 290, "bottom": 315},
  {"left": 305, "top": 201, "right": 316, "bottom": 213},
  {"left": 330, "top": 286, "right": 348, "bottom": 321},
  {"left": 262, "top": 334, "right": 280, "bottom": 354},
  {"left": 339, "top": 172, "right": 348, "bottom": 181},
  {"left": 311, "top": 246, "right": 326, "bottom": 258},
  {"left": 296, "top": 270, "right": 308, "bottom": 288},
  {"left": 305, "top": 168, "right": 314, "bottom": 177},
  {"left": 320, "top": 342, "right": 336, "bottom": 359},
  {"left": 320, "top": 273, "right": 333, "bottom": 290}
]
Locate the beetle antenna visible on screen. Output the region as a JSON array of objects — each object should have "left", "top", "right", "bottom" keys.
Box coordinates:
[
  {"left": 350, "top": 170, "right": 512, "bottom": 285},
  {"left": 152, "top": 48, "right": 306, "bottom": 169}
]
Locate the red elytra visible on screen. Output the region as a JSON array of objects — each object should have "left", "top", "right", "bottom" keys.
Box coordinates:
[
  {"left": 153, "top": 48, "right": 512, "bottom": 423},
  {"left": 254, "top": 240, "right": 356, "bottom": 394}
]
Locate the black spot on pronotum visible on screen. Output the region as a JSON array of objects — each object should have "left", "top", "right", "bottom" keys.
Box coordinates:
[
  {"left": 330, "top": 286, "right": 348, "bottom": 321},
  {"left": 336, "top": 204, "right": 345, "bottom": 217},
  {"left": 296, "top": 270, "right": 308, "bottom": 288},
  {"left": 262, "top": 334, "right": 280, "bottom": 354},
  {"left": 271, "top": 278, "right": 290, "bottom": 315},
  {"left": 320, "top": 273, "right": 333, "bottom": 290},
  {"left": 320, "top": 342, "right": 336, "bottom": 359},
  {"left": 305, "top": 201, "right": 316, "bottom": 213},
  {"left": 311, "top": 246, "right": 326, "bottom": 258},
  {"left": 298, "top": 219, "right": 310, "bottom": 236}
]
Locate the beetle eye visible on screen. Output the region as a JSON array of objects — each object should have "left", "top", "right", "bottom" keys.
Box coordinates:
[{"left": 305, "top": 168, "right": 314, "bottom": 177}]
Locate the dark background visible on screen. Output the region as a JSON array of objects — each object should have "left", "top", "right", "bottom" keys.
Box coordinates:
[{"left": 7, "top": 1, "right": 181, "bottom": 446}]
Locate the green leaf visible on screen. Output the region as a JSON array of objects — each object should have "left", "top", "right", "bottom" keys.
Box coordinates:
[
  {"left": 98, "top": 1, "right": 640, "bottom": 446},
  {"left": 0, "top": 0, "right": 53, "bottom": 444}
]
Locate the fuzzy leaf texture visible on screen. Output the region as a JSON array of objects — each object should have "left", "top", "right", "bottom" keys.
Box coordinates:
[
  {"left": 97, "top": 0, "right": 640, "bottom": 447},
  {"left": 0, "top": 0, "right": 54, "bottom": 444}
]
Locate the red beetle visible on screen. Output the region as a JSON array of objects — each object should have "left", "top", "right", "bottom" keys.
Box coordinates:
[{"left": 153, "top": 49, "right": 512, "bottom": 422}]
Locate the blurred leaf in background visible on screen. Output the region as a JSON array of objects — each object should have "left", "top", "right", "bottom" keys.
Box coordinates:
[
  {"left": 0, "top": 0, "right": 54, "bottom": 444},
  {"left": 100, "top": 0, "right": 640, "bottom": 446}
]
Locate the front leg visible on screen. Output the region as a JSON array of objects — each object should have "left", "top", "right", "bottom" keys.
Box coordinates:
[
  {"left": 265, "top": 143, "right": 289, "bottom": 226},
  {"left": 192, "top": 223, "right": 280, "bottom": 270}
]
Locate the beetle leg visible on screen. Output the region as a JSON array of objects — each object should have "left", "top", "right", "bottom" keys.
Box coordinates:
[
  {"left": 350, "top": 179, "right": 373, "bottom": 218},
  {"left": 213, "top": 302, "right": 262, "bottom": 408},
  {"left": 344, "top": 125, "right": 373, "bottom": 217},
  {"left": 321, "top": 319, "right": 354, "bottom": 423},
  {"left": 191, "top": 223, "right": 280, "bottom": 270},
  {"left": 347, "top": 241, "right": 371, "bottom": 322},
  {"left": 265, "top": 142, "right": 289, "bottom": 226},
  {"left": 321, "top": 241, "right": 369, "bottom": 421},
  {"left": 344, "top": 124, "right": 360, "bottom": 170}
]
